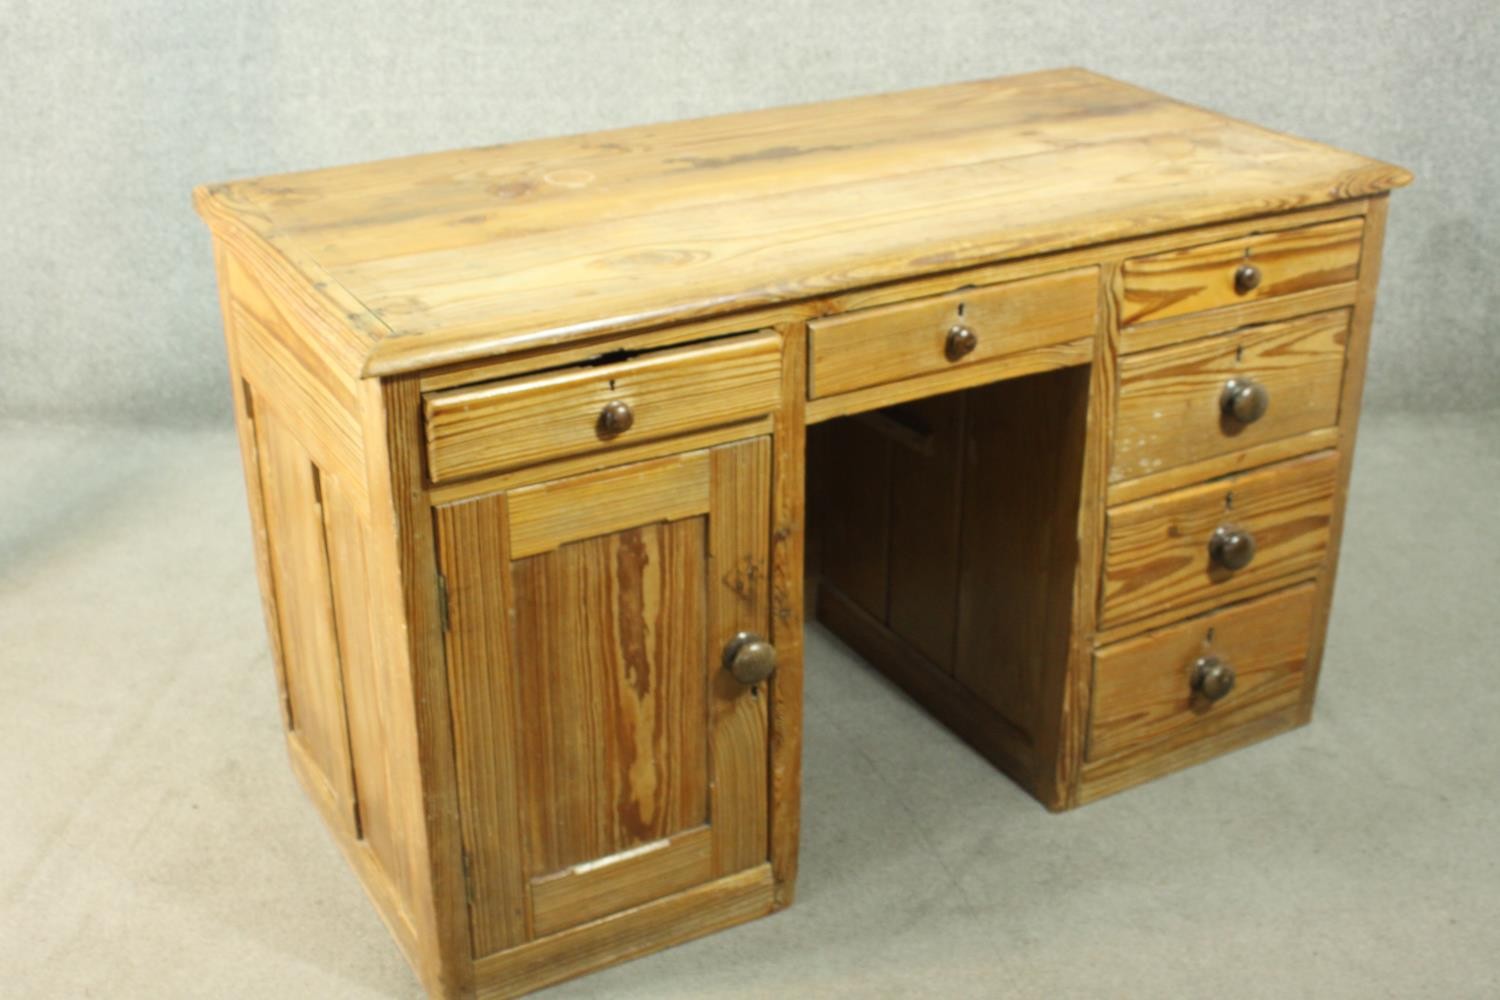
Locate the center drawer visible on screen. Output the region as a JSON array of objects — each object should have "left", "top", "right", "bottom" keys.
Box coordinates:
[
  {"left": 1099, "top": 450, "right": 1338, "bottom": 629},
  {"left": 423, "top": 331, "right": 783, "bottom": 482},
  {"left": 807, "top": 267, "right": 1098, "bottom": 399}
]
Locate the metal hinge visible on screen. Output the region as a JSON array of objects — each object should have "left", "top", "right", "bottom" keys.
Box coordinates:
[{"left": 437, "top": 573, "right": 450, "bottom": 632}]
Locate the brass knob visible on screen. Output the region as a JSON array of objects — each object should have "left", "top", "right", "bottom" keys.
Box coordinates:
[
  {"left": 598, "top": 400, "right": 634, "bottom": 436},
  {"left": 1192, "top": 655, "right": 1236, "bottom": 702},
  {"left": 1234, "top": 263, "right": 1262, "bottom": 295},
  {"left": 1221, "top": 377, "right": 1270, "bottom": 424},
  {"left": 1209, "top": 525, "right": 1256, "bottom": 571},
  {"left": 723, "top": 631, "right": 777, "bottom": 686},
  {"left": 945, "top": 324, "right": 978, "bottom": 361}
]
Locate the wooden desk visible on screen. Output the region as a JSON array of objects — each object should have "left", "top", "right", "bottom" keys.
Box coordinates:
[{"left": 194, "top": 68, "right": 1410, "bottom": 997}]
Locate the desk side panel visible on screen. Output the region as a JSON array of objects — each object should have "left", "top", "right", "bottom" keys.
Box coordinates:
[{"left": 208, "top": 238, "right": 436, "bottom": 990}]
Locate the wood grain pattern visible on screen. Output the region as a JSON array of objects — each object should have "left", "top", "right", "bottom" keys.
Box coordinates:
[
  {"left": 887, "top": 393, "right": 967, "bottom": 672},
  {"left": 1100, "top": 450, "right": 1338, "bottom": 629},
  {"left": 194, "top": 71, "right": 1411, "bottom": 995},
  {"left": 253, "top": 412, "right": 358, "bottom": 838},
  {"left": 953, "top": 370, "right": 1089, "bottom": 740},
  {"left": 1299, "top": 195, "right": 1392, "bottom": 721},
  {"left": 512, "top": 518, "right": 711, "bottom": 875},
  {"left": 1088, "top": 583, "right": 1316, "bottom": 761},
  {"left": 363, "top": 375, "right": 471, "bottom": 997},
  {"left": 1107, "top": 426, "right": 1340, "bottom": 507},
  {"left": 807, "top": 267, "right": 1097, "bottom": 398},
  {"left": 507, "top": 450, "right": 711, "bottom": 559},
  {"left": 433, "top": 494, "right": 531, "bottom": 956},
  {"left": 1121, "top": 217, "right": 1364, "bottom": 326},
  {"left": 805, "top": 336, "right": 1093, "bottom": 423},
  {"left": 474, "top": 865, "right": 775, "bottom": 999},
  {"left": 1111, "top": 310, "right": 1349, "bottom": 483},
  {"left": 196, "top": 69, "right": 1409, "bottom": 376},
  {"left": 707, "top": 439, "right": 772, "bottom": 877},
  {"left": 1034, "top": 258, "right": 1122, "bottom": 810},
  {"left": 424, "top": 331, "right": 782, "bottom": 483},
  {"left": 1120, "top": 280, "right": 1359, "bottom": 355},
  {"left": 767, "top": 325, "right": 806, "bottom": 907},
  {"left": 529, "top": 827, "right": 713, "bottom": 938}
]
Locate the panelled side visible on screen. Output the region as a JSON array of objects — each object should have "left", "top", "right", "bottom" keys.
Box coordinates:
[{"left": 209, "top": 239, "right": 429, "bottom": 980}]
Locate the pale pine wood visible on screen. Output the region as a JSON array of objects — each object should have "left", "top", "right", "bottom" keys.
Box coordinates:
[
  {"left": 1078, "top": 702, "right": 1305, "bottom": 804},
  {"left": 432, "top": 495, "right": 530, "bottom": 955},
  {"left": 1299, "top": 195, "right": 1392, "bottom": 721},
  {"left": 1088, "top": 583, "right": 1316, "bottom": 761},
  {"left": 364, "top": 375, "right": 472, "bottom": 997},
  {"left": 196, "top": 69, "right": 1408, "bottom": 377},
  {"left": 236, "top": 302, "right": 368, "bottom": 505},
  {"left": 1120, "top": 280, "right": 1359, "bottom": 355},
  {"left": 473, "top": 865, "right": 775, "bottom": 999},
  {"left": 1107, "top": 426, "right": 1341, "bottom": 506},
  {"left": 196, "top": 71, "right": 1410, "bottom": 996},
  {"left": 424, "top": 331, "right": 782, "bottom": 483},
  {"left": 253, "top": 412, "right": 359, "bottom": 838},
  {"left": 529, "top": 827, "right": 713, "bottom": 938},
  {"left": 1121, "top": 217, "right": 1364, "bottom": 326},
  {"left": 510, "top": 520, "right": 712, "bottom": 874},
  {"left": 1100, "top": 450, "right": 1339, "bottom": 629},
  {"left": 767, "top": 325, "right": 806, "bottom": 906},
  {"left": 1111, "top": 310, "right": 1349, "bottom": 483},
  {"left": 506, "top": 450, "right": 711, "bottom": 559},
  {"left": 707, "top": 439, "right": 772, "bottom": 877},
  {"left": 807, "top": 267, "right": 1097, "bottom": 398},
  {"left": 1037, "top": 259, "right": 1122, "bottom": 810},
  {"left": 804, "top": 337, "right": 1093, "bottom": 423}
]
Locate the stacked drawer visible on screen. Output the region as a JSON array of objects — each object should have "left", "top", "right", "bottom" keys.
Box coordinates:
[{"left": 1087, "top": 216, "right": 1365, "bottom": 778}]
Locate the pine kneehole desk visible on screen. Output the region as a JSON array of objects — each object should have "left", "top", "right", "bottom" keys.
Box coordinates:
[{"left": 194, "top": 69, "right": 1410, "bottom": 998}]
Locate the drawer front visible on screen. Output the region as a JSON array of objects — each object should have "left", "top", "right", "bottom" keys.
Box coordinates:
[
  {"left": 1088, "top": 583, "right": 1315, "bottom": 762},
  {"left": 1112, "top": 310, "right": 1349, "bottom": 483},
  {"left": 808, "top": 267, "right": 1097, "bottom": 399},
  {"left": 1121, "top": 217, "right": 1363, "bottom": 327},
  {"left": 424, "top": 332, "right": 782, "bottom": 482},
  {"left": 1100, "top": 450, "right": 1337, "bottom": 629}
]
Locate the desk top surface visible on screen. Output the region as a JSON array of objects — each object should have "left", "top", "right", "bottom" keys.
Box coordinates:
[{"left": 196, "top": 68, "right": 1409, "bottom": 376}]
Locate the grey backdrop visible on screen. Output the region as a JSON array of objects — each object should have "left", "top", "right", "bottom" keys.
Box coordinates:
[{"left": 3, "top": 1, "right": 1494, "bottom": 426}]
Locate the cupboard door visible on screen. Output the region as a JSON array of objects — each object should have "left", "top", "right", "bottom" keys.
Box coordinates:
[{"left": 435, "top": 438, "right": 773, "bottom": 956}]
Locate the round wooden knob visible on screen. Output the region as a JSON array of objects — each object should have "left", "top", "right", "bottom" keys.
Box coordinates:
[
  {"left": 1192, "top": 655, "right": 1236, "bottom": 702},
  {"left": 1234, "top": 263, "right": 1262, "bottom": 294},
  {"left": 1209, "top": 525, "right": 1256, "bottom": 571},
  {"left": 945, "top": 324, "right": 978, "bottom": 361},
  {"left": 1221, "top": 377, "right": 1270, "bottom": 424},
  {"left": 723, "top": 631, "right": 777, "bottom": 686},
  {"left": 598, "top": 400, "right": 634, "bottom": 436}
]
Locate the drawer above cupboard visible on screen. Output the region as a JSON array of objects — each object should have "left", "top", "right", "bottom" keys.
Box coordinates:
[
  {"left": 807, "top": 267, "right": 1097, "bottom": 399},
  {"left": 423, "top": 331, "right": 783, "bottom": 483},
  {"left": 1112, "top": 310, "right": 1349, "bottom": 484}
]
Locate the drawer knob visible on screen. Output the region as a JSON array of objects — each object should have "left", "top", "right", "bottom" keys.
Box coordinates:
[
  {"left": 723, "top": 631, "right": 777, "bottom": 686},
  {"left": 1209, "top": 524, "right": 1256, "bottom": 571},
  {"left": 1234, "top": 263, "right": 1262, "bottom": 295},
  {"left": 598, "top": 399, "right": 634, "bottom": 437},
  {"left": 1221, "top": 376, "right": 1270, "bottom": 424},
  {"left": 1192, "top": 655, "right": 1236, "bottom": 702},
  {"left": 945, "top": 324, "right": 978, "bottom": 361}
]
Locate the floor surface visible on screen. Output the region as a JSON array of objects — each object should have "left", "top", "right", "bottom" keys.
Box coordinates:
[{"left": 2, "top": 412, "right": 1497, "bottom": 998}]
